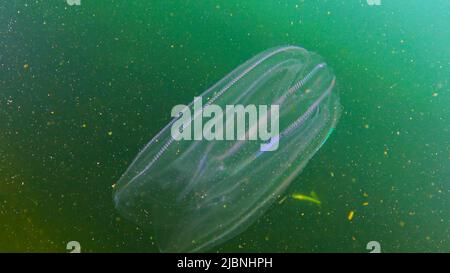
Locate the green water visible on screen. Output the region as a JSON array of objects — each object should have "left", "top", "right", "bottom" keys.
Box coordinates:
[{"left": 0, "top": 0, "right": 448, "bottom": 252}]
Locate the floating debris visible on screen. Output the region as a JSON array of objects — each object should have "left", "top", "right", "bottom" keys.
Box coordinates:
[
  {"left": 347, "top": 210, "right": 355, "bottom": 221},
  {"left": 278, "top": 195, "right": 287, "bottom": 205}
]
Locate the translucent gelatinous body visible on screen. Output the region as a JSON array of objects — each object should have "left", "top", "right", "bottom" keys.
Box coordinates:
[{"left": 113, "top": 46, "right": 341, "bottom": 252}]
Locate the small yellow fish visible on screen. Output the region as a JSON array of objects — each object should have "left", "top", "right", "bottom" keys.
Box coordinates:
[
  {"left": 347, "top": 210, "right": 355, "bottom": 221},
  {"left": 291, "top": 191, "right": 321, "bottom": 205}
]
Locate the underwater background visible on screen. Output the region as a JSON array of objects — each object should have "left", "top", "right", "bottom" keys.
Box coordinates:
[{"left": 0, "top": 0, "right": 448, "bottom": 252}]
